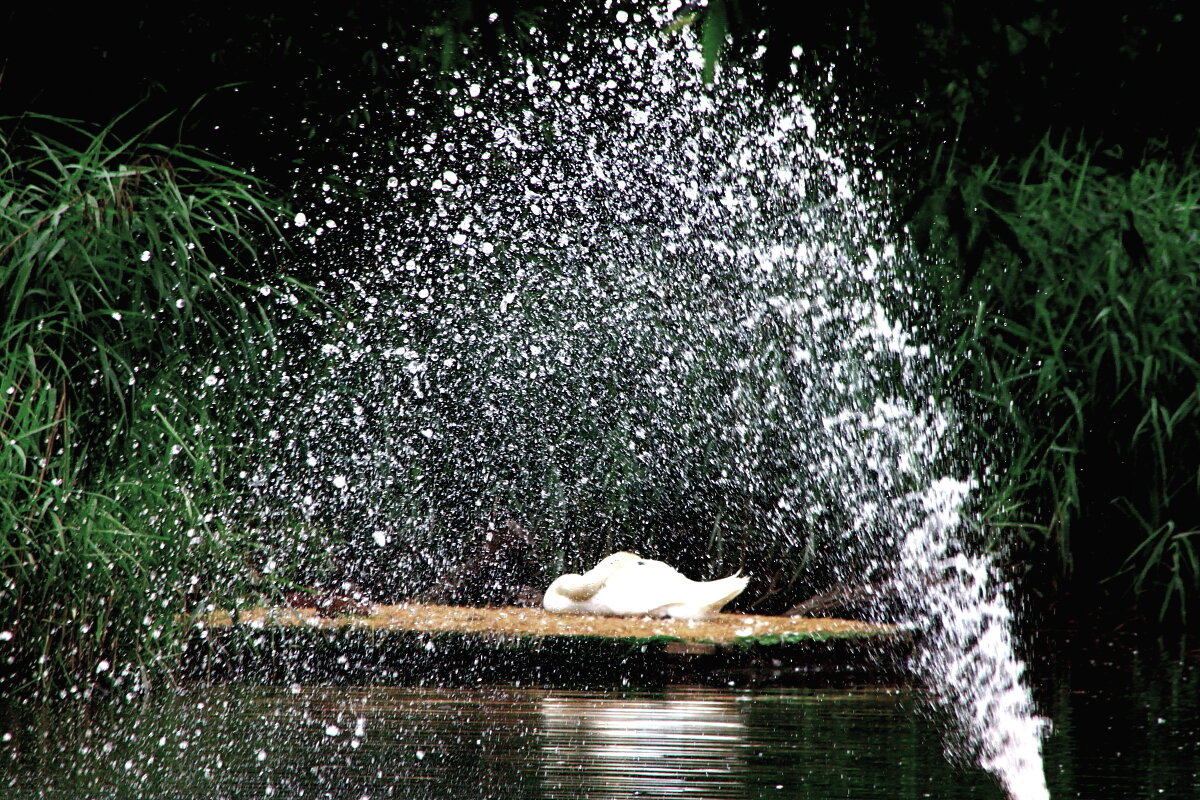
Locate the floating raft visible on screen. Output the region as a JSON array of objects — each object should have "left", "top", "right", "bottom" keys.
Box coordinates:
[{"left": 192, "top": 603, "right": 913, "bottom": 688}]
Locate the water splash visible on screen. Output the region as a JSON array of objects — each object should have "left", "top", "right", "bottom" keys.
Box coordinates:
[
  {"left": 255, "top": 4, "right": 1049, "bottom": 796},
  {"left": 900, "top": 479, "right": 1052, "bottom": 800}
]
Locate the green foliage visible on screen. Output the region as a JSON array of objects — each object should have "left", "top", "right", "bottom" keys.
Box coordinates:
[
  {"left": 0, "top": 114, "right": 290, "bottom": 698},
  {"left": 914, "top": 137, "right": 1200, "bottom": 622},
  {"left": 700, "top": 0, "right": 729, "bottom": 85}
]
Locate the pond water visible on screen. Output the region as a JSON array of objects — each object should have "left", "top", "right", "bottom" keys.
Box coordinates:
[{"left": 2, "top": 635, "right": 1196, "bottom": 799}]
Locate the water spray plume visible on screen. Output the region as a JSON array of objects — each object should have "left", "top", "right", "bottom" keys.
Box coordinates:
[{"left": 257, "top": 5, "right": 1050, "bottom": 797}]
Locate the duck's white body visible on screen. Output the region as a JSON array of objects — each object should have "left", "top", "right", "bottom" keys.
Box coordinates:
[{"left": 543, "top": 552, "right": 748, "bottom": 620}]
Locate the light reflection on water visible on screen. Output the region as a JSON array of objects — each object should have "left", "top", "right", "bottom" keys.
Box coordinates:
[{"left": 538, "top": 693, "right": 750, "bottom": 798}]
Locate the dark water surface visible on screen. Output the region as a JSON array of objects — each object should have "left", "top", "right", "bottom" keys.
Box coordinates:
[
  {"left": 4, "top": 683, "right": 995, "bottom": 799},
  {"left": 2, "top": 636, "right": 1197, "bottom": 799}
]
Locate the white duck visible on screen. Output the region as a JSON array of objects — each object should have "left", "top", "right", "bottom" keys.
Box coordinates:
[{"left": 543, "top": 552, "right": 748, "bottom": 620}]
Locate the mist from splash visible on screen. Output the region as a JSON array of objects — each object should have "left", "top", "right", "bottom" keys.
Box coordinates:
[{"left": 254, "top": 4, "right": 1049, "bottom": 797}]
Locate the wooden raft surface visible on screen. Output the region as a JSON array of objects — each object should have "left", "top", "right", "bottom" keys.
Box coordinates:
[{"left": 207, "top": 603, "right": 897, "bottom": 645}]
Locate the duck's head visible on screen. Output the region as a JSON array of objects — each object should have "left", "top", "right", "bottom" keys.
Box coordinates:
[
  {"left": 586, "top": 551, "right": 642, "bottom": 578},
  {"left": 545, "top": 552, "right": 644, "bottom": 607}
]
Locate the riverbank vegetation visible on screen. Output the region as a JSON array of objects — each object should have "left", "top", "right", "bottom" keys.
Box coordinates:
[
  {"left": 1, "top": 1, "right": 1197, "bottom": 699},
  {"left": 914, "top": 140, "right": 1200, "bottom": 622},
  {"left": 0, "top": 115, "right": 299, "bottom": 697}
]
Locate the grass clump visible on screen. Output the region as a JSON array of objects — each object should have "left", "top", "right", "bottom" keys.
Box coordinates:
[
  {"left": 916, "top": 137, "right": 1200, "bottom": 622},
  {"left": 0, "top": 113, "right": 292, "bottom": 699}
]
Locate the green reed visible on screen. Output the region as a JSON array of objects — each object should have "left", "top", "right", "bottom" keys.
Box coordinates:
[
  {"left": 914, "top": 136, "right": 1200, "bottom": 622},
  {"left": 0, "top": 114, "right": 292, "bottom": 698}
]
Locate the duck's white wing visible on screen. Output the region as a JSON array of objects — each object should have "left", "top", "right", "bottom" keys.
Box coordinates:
[{"left": 587, "top": 560, "right": 695, "bottom": 617}]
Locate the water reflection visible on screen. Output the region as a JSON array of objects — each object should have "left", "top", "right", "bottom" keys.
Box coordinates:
[
  {"left": 539, "top": 693, "right": 749, "bottom": 798},
  {"left": 3, "top": 684, "right": 1005, "bottom": 799},
  {"left": 7, "top": 645, "right": 1197, "bottom": 800},
  {"left": 1033, "top": 635, "right": 1200, "bottom": 798}
]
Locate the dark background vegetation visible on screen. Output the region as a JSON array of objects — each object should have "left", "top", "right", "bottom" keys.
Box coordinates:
[
  {"left": 3, "top": 0, "right": 1198, "bottom": 694},
  {"left": 6, "top": 3, "right": 1196, "bottom": 181}
]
